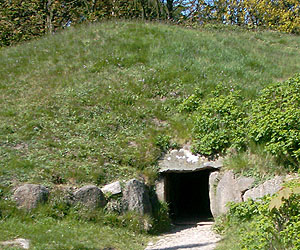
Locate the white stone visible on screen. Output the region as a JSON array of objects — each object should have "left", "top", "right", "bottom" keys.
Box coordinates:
[
  {"left": 101, "top": 181, "right": 122, "bottom": 195},
  {"left": 1, "top": 238, "right": 30, "bottom": 249}
]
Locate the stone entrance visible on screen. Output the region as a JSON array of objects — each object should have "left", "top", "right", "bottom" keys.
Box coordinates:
[
  {"left": 156, "top": 146, "right": 222, "bottom": 222},
  {"left": 165, "top": 170, "right": 214, "bottom": 221}
]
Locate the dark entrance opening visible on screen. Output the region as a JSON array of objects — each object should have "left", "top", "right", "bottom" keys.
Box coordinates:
[{"left": 165, "top": 169, "right": 213, "bottom": 223}]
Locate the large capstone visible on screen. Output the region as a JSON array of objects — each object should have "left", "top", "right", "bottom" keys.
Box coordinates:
[{"left": 159, "top": 147, "right": 223, "bottom": 173}]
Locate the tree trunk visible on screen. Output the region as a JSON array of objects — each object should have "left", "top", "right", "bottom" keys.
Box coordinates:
[
  {"left": 46, "top": 0, "right": 53, "bottom": 33},
  {"left": 155, "top": 0, "right": 161, "bottom": 19},
  {"left": 166, "top": 0, "right": 173, "bottom": 20}
]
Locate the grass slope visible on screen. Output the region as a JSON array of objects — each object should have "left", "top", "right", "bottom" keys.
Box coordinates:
[
  {"left": 0, "top": 217, "right": 149, "bottom": 250},
  {"left": 0, "top": 21, "right": 300, "bottom": 249},
  {"left": 1, "top": 21, "right": 300, "bottom": 189}
]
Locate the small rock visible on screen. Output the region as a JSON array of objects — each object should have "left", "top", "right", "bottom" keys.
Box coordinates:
[
  {"left": 0, "top": 238, "right": 30, "bottom": 249},
  {"left": 74, "top": 185, "right": 107, "bottom": 209},
  {"left": 101, "top": 181, "right": 122, "bottom": 196},
  {"left": 13, "top": 184, "right": 49, "bottom": 210}
]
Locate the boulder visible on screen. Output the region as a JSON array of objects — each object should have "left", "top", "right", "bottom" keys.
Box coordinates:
[
  {"left": 123, "top": 179, "right": 152, "bottom": 215},
  {"left": 243, "top": 176, "right": 284, "bottom": 201},
  {"left": 209, "top": 171, "right": 254, "bottom": 217},
  {"left": 13, "top": 184, "right": 49, "bottom": 210},
  {"left": 101, "top": 181, "right": 122, "bottom": 196},
  {"left": 74, "top": 185, "right": 107, "bottom": 209}
]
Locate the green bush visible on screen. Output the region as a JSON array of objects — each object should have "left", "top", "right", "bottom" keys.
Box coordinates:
[
  {"left": 188, "top": 84, "right": 248, "bottom": 156},
  {"left": 249, "top": 74, "right": 300, "bottom": 168},
  {"left": 183, "top": 74, "right": 300, "bottom": 169}
]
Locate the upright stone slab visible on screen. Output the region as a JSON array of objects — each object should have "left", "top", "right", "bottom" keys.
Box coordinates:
[
  {"left": 123, "top": 179, "right": 152, "bottom": 215},
  {"left": 209, "top": 171, "right": 221, "bottom": 218},
  {"left": 215, "top": 171, "right": 241, "bottom": 216},
  {"left": 74, "top": 185, "right": 107, "bottom": 209},
  {"left": 209, "top": 171, "right": 254, "bottom": 217},
  {"left": 155, "top": 176, "right": 166, "bottom": 202},
  {"left": 13, "top": 184, "right": 49, "bottom": 210}
]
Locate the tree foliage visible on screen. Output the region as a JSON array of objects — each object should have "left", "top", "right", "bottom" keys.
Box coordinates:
[
  {"left": 1, "top": 0, "right": 299, "bottom": 47},
  {"left": 186, "top": 0, "right": 300, "bottom": 34}
]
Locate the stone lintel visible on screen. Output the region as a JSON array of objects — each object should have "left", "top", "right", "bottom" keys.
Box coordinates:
[{"left": 158, "top": 148, "right": 223, "bottom": 173}]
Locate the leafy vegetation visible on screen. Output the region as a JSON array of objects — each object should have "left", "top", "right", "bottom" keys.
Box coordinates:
[
  {"left": 214, "top": 180, "right": 300, "bottom": 250},
  {"left": 188, "top": 84, "right": 247, "bottom": 156},
  {"left": 248, "top": 74, "right": 300, "bottom": 169},
  {"left": 183, "top": 74, "right": 300, "bottom": 169}
]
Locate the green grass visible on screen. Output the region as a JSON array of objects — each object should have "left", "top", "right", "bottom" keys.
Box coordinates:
[
  {"left": 223, "top": 144, "right": 288, "bottom": 186},
  {"left": 1, "top": 21, "right": 299, "bottom": 188},
  {"left": 0, "top": 197, "right": 152, "bottom": 250},
  {"left": 214, "top": 225, "right": 244, "bottom": 250},
  {"left": 0, "top": 217, "right": 149, "bottom": 250}
]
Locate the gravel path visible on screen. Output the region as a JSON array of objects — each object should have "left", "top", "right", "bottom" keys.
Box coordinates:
[{"left": 145, "top": 221, "right": 220, "bottom": 250}]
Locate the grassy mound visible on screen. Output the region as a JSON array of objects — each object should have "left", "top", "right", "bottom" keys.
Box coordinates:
[{"left": 1, "top": 21, "right": 300, "bottom": 188}]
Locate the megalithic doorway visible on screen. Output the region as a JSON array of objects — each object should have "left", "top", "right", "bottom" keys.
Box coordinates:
[{"left": 165, "top": 169, "right": 214, "bottom": 223}]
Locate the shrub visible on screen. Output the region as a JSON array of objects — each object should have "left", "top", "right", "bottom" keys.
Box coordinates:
[
  {"left": 249, "top": 74, "right": 300, "bottom": 168},
  {"left": 188, "top": 84, "right": 248, "bottom": 156},
  {"left": 182, "top": 74, "right": 300, "bottom": 169}
]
